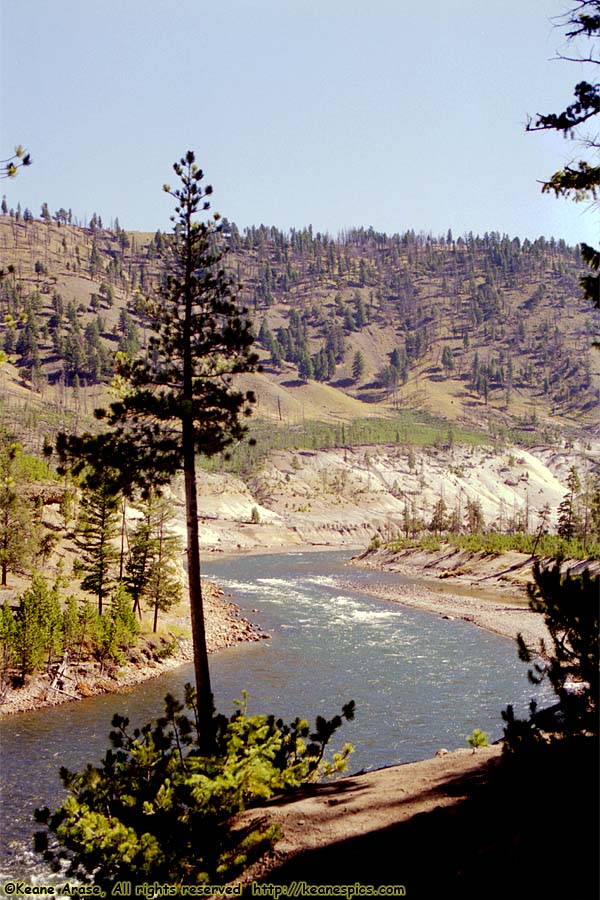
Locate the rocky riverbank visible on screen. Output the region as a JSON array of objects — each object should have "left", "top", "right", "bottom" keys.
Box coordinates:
[{"left": 0, "top": 581, "right": 267, "bottom": 717}]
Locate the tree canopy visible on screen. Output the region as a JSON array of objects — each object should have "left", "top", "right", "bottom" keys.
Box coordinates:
[
  {"left": 528, "top": 1, "right": 600, "bottom": 308},
  {"left": 1, "top": 146, "right": 31, "bottom": 179}
]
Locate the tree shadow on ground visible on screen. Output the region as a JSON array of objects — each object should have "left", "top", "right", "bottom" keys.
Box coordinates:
[{"left": 245, "top": 738, "right": 599, "bottom": 899}]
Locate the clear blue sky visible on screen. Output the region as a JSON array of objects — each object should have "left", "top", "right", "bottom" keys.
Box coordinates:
[{"left": 1, "top": 0, "right": 597, "bottom": 245}]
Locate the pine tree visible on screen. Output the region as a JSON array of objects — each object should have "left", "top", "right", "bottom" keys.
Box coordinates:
[
  {"left": 527, "top": 2, "right": 600, "bottom": 308},
  {"left": 353, "top": 291, "right": 366, "bottom": 329},
  {"left": 402, "top": 503, "right": 411, "bottom": 538},
  {"left": 512, "top": 562, "right": 599, "bottom": 736},
  {"left": 298, "top": 350, "right": 313, "bottom": 381},
  {"left": 145, "top": 501, "right": 183, "bottom": 633},
  {"left": 13, "top": 575, "right": 60, "bottom": 682},
  {"left": 125, "top": 508, "right": 153, "bottom": 619},
  {"left": 74, "top": 474, "right": 120, "bottom": 615},
  {"left": 0, "top": 600, "right": 16, "bottom": 682},
  {"left": 465, "top": 497, "right": 485, "bottom": 534},
  {"left": 39, "top": 576, "right": 64, "bottom": 668},
  {"left": 312, "top": 347, "right": 328, "bottom": 382},
  {"left": 77, "top": 600, "right": 101, "bottom": 658},
  {"left": 57, "top": 152, "right": 258, "bottom": 748},
  {"left": 323, "top": 348, "right": 334, "bottom": 380},
  {"left": 61, "top": 594, "right": 81, "bottom": 657},
  {"left": 441, "top": 345, "right": 455, "bottom": 374},
  {"left": 125, "top": 492, "right": 183, "bottom": 629},
  {"left": 430, "top": 497, "right": 448, "bottom": 535},
  {"left": 96, "top": 583, "right": 139, "bottom": 667},
  {"left": 351, "top": 350, "right": 365, "bottom": 382},
  {"left": 557, "top": 465, "right": 582, "bottom": 538},
  {"left": 0, "top": 442, "right": 38, "bottom": 586}
]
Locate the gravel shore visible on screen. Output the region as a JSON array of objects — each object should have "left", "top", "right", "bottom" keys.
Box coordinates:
[
  {"left": 348, "top": 577, "right": 550, "bottom": 646},
  {"left": 350, "top": 553, "right": 551, "bottom": 647}
]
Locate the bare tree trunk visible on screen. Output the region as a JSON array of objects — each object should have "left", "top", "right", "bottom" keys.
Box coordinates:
[{"left": 183, "top": 419, "right": 214, "bottom": 750}]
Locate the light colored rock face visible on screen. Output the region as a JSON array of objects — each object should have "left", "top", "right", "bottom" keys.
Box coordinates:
[{"left": 178, "top": 442, "right": 597, "bottom": 553}]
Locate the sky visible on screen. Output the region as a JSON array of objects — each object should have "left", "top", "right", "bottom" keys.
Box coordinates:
[{"left": 1, "top": 0, "right": 598, "bottom": 246}]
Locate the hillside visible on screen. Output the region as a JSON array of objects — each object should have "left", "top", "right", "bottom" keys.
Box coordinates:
[{"left": 1, "top": 213, "right": 598, "bottom": 457}]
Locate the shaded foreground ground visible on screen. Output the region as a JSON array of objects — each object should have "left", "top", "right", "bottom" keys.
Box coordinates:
[{"left": 238, "top": 739, "right": 599, "bottom": 898}]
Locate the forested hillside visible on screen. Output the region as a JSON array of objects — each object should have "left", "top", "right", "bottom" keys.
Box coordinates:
[{"left": 0, "top": 209, "right": 598, "bottom": 455}]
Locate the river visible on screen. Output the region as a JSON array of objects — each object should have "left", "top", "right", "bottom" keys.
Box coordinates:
[{"left": 0, "top": 550, "right": 549, "bottom": 882}]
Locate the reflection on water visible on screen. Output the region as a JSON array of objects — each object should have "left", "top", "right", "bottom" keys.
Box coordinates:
[{"left": 0, "top": 550, "right": 549, "bottom": 881}]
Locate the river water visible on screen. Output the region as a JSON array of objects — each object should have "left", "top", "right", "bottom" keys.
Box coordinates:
[{"left": 0, "top": 550, "right": 548, "bottom": 882}]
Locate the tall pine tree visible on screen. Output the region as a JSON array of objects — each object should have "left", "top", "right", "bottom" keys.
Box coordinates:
[{"left": 58, "top": 152, "right": 258, "bottom": 747}]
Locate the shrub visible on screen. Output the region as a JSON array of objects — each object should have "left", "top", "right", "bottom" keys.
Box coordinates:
[
  {"left": 384, "top": 532, "right": 600, "bottom": 561},
  {"left": 502, "top": 563, "right": 599, "bottom": 751},
  {"left": 95, "top": 584, "right": 139, "bottom": 666},
  {"left": 466, "top": 728, "right": 489, "bottom": 749},
  {"left": 12, "top": 574, "right": 63, "bottom": 681},
  {"left": 0, "top": 600, "right": 16, "bottom": 681},
  {"left": 35, "top": 687, "right": 355, "bottom": 888}
]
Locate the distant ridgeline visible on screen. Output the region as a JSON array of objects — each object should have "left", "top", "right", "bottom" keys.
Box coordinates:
[{"left": 0, "top": 210, "right": 598, "bottom": 448}]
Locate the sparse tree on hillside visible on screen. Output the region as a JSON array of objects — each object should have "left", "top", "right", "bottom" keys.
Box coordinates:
[
  {"left": 557, "top": 465, "right": 582, "bottom": 538},
  {"left": 298, "top": 349, "right": 313, "bottom": 381},
  {"left": 351, "top": 350, "right": 365, "bottom": 382},
  {"left": 465, "top": 496, "right": 485, "bottom": 534},
  {"left": 312, "top": 346, "right": 329, "bottom": 382},
  {"left": 389, "top": 347, "right": 409, "bottom": 383},
  {"left": 430, "top": 496, "right": 448, "bottom": 535},
  {"left": 353, "top": 291, "right": 367, "bottom": 329},
  {"left": 57, "top": 152, "right": 258, "bottom": 748},
  {"left": 441, "top": 345, "right": 455, "bottom": 374},
  {"left": 402, "top": 503, "right": 411, "bottom": 538}
]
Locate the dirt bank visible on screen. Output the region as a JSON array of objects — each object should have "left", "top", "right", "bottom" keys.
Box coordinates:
[
  {"left": 0, "top": 582, "right": 267, "bottom": 717},
  {"left": 236, "top": 738, "right": 598, "bottom": 897}
]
